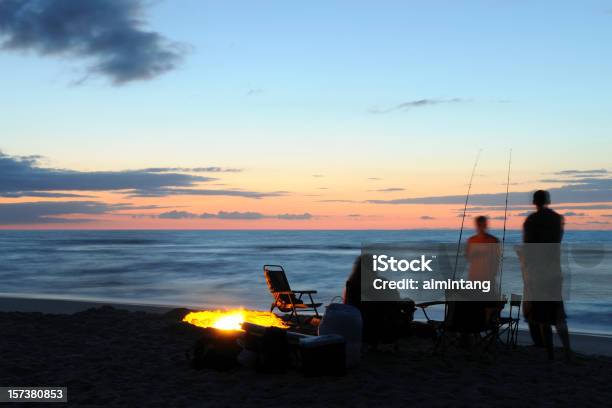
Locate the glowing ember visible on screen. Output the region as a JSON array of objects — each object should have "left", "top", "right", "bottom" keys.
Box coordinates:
[{"left": 183, "top": 309, "right": 288, "bottom": 331}]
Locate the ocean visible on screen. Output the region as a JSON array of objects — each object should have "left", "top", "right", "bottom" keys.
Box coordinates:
[{"left": 0, "top": 230, "right": 611, "bottom": 335}]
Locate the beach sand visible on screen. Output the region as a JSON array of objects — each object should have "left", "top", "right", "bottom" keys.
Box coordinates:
[{"left": 1, "top": 301, "right": 611, "bottom": 407}]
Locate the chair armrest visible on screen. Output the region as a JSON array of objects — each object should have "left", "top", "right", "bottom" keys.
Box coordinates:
[{"left": 293, "top": 290, "right": 317, "bottom": 294}]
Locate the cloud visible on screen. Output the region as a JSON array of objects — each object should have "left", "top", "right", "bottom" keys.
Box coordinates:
[
  {"left": 347, "top": 214, "right": 361, "bottom": 217},
  {"left": 0, "top": 151, "right": 211, "bottom": 193},
  {"left": 125, "top": 188, "right": 285, "bottom": 199},
  {"left": 371, "top": 188, "right": 405, "bottom": 193},
  {"left": 0, "top": 191, "right": 93, "bottom": 198},
  {"left": 0, "top": 151, "right": 281, "bottom": 199},
  {"left": 0, "top": 0, "right": 184, "bottom": 84},
  {"left": 463, "top": 204, "right": 612, "bottom": 212},
  {"left": 319, "top": 199, "right": 362, "bottom": 203},
  {"left": 552, "top": 169, "right": 608, "bottom": 176},
  {"left": 368, "top": 177, "right": 381, "bottom": 181},
  {"left": 0, "top": 200, "right": 137, "bottom": 224},
  {"left": 157, "top": 211, "right": 313, "bottom": 221},
  {"left": 141, "top": 167, "right": 242, "bottom": 173},
  {"left": 420, "top": 215, "right": 435, "bottom": 220},
  {"left": 158, "top": 210, "right": 198, "bottom": 219},
  {"left": 563, "top": 211, "right": 586, "bottom": 217},
  {"left": 276, "top": 213, "right": 312, "bottom": 220},
  {"left": 369, "top": 98, "right": 466, "bottom": 114},
  {"left": 246, "top": 88, "right": 263, "bottom": 96},
  {"left": 367, "top": 193, "right": 527, "bottom": 206},
  {"left": 367, "top": 174, "right": 612, "bottom": 206},
  {"left": 201, "top": 211, "right": 264, "bottom": 220}
]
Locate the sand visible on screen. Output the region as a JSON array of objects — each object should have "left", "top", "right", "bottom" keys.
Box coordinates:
[{"left": 1, "top": 303, "right": 612, "bottom": 407}]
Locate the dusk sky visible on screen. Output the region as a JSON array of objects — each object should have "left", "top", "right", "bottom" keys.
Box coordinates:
[{"left": 1, "top": 0, "right": 611, "bottom": 229}]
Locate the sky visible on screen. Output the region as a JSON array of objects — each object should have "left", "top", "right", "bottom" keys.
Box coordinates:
[{"left": 0, "top": 0, "right": 611, "bottom": 229}]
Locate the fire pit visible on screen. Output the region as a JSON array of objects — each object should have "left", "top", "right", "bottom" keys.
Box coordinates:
[
  {"left": 183, "top": 309, "right": 289, "bottom": 370},
  {"left": 182, "top": 309, "right": 288, "bottom": 331}
]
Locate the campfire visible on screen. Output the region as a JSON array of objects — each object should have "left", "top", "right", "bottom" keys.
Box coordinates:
[{"left": 182, "top": 309, "right": 288, "bottom": 331}]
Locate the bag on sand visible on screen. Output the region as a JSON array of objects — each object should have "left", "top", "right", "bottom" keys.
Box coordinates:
[{"left": 318, "top": 302, "right": 363, "bottom": 367}]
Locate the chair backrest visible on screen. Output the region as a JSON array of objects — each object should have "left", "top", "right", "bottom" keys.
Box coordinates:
[
  {"left": 263, "top": 265, "right": 297, "bottom": 308},
  {"left": 509, "top": 293, "right": 522, "bottom": 306},
  {"left": 508, "top": 293, "right": 522, "bottom": 318}
]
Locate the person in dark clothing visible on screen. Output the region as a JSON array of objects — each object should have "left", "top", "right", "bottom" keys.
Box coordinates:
[
  {"left": 344, "top": 256, "right": 414, "bottom": 347},
  {"left": 522, "top": 190, "right": 572, "bottom": 360}
]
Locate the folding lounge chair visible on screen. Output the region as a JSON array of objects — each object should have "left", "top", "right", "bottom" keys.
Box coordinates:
[
  {"left": 497, "top": 294, "right": 522, "bottom": 348},
  {"left": 263, "top": 265, "right": 322, "bottom": 326}
]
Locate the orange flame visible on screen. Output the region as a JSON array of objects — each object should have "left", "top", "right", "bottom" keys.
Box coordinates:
[{"left": 182, "top": 309, "right": 288, "bottom": 331}]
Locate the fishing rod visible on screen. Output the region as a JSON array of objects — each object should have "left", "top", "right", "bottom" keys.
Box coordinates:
[
  {"left": 451, "top": 149, "right": 482, "bottom": 281},
  {"left": 497, "top": 149, "right": 512, "bottom": 297},
  {"left": 441, "top": 149, "right": 482, "bottom": 330}
]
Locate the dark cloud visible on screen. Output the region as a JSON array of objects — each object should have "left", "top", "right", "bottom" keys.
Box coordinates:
[
  {"left": 563, "top": 212, "right": 586, "bottom": 217},
  {"left": 552, "top": 169, "right": 608, "bottom": 176},
  {"left": 0, "top": 0, "right": 184, "bottom": 84},
  {"left": 464, "top": 204, "right": 612, "bottom": 212},
  {"left": 158, "top": 210, "right": 198, "bottom": 219},
  {"left": 0, "top": 191, "right": 93, "bottom": 198},
  {"left": 367, "top": 192, "right": 528, "bottom": 206},
  {"left": 347, "top": 214, "right": 361, "bottom": 217},
  {"left": 371, "top": 188, "right": 405, "bottom": 193},
  {"left": 141, "top": 167, "right": 242, "bottom": 173},
  {"left": 0, "top": 151, "right": 210, "bottom": 193},
  {"left": 367, "top": 175, "right": 612, "bottom": 206},
  {"left": 0, "top": 200, "right": 134, "bottom": 224},
  {"left": 369, "top": 98, "right": 466, "bottom": 114},
  {"left": 602, "top": 214, "right": 612, "bottom": 218},
  {"left": 125, "top": 188, "right": 285, "bottom": 199},
  {"left": 201, "top": 211, "right": 264, "bottom": 220},
  {"left": 420, "top": 215, "right": 435, "bottom": 220},
  {"left": 319, "top": 199, "right": 362, "bottom": 203},
  {"left": 368, "top": 177, "right": 382, "bottom": 181},
  {"left": 157, "top": 211, "right": 313, "bottom": 221},
  {"left": 276, "top": 213, "right": 312, "bottom": 220},
  {"left": 1, "top": 151, "right": 281, "bottom": 200}
]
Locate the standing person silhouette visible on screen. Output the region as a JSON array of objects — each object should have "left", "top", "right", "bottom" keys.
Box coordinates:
[
  {"left": 466, "top": 216, "right": 500, "bottom": 289},
  {"left": 522, "top": 190, "right": 572, "bottom": 360}
]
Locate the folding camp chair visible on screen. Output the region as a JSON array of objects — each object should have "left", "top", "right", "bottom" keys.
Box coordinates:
[
  {"left": 263, "top": 265, "right": 321, "bottom": 326},
  {"left": 497, "top": 294, "right": 522, "bottom": 348},
  {"left": 417, "top": 301, "right": 503, "bottom": 353}
]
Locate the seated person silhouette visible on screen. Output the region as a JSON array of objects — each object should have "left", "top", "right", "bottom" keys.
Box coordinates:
[{"left": 344, "top": 255, "right": 414, "bottom": 348}]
